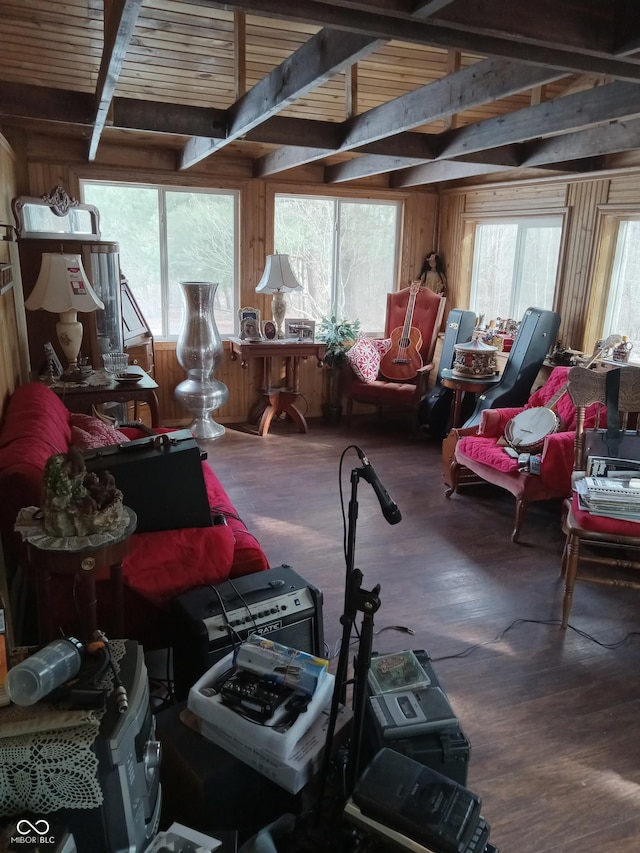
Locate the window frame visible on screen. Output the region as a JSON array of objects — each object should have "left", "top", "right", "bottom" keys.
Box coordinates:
[
  {"left": 80, "top": 179, "right": 240, "bottom": 340},
  {"left": 269, "top": 188, "right": 404, "bottom": 334},
  {"left": 586, "top": 205, "right": 640, "bottom": 353},
  {"left": 460, "top": 208, "right": 568, "bottom": 322}
]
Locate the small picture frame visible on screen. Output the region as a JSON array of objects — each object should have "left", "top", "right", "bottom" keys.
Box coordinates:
[
  {"left": 285, "top": 318, "right": 315, "bottom": 341},
  {"left": 43, "top": 341, "right": 63, "bottom": 377},
  {"left": 262, "top": 320, "right": 277, "bottom": 340},
  {"left": 238, "top": 306, "right": 262, "bottom": 340}
]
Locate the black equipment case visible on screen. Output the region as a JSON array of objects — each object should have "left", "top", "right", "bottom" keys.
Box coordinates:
[
  {"left": 83, "top": 430, "right": 212, "bottom": 533},
  {"left": 463, "top": 307, "right": 561, "bottom": 428},
  {"left": 420, "top": 308, "right": 477, "bottom": 439},
  {"left": 363, "top": 649, "right": 471, "bottom": 785}
]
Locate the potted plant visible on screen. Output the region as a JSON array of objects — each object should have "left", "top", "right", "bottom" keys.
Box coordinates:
[{"left": 317, "top": 314, "right": 361, "bottom": 423}]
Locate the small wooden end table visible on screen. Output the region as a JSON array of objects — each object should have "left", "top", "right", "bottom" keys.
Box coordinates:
[
  {"left": 229, "top": 338, "right": 326, "bottom": 436},
  {"left": 440, "top": 368, "right": 502, "bottom": 431},
  {"left": 24, "top": 507, "right": 137, "bottom": 644},
  {"left": 49, "top": 366, "right": 161, "bottom": 427}
]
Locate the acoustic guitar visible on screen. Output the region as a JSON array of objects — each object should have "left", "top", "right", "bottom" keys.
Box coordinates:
[
  {"left": 379, "top": 281, "right": 423, "bottom": 382},
  {"left": 504, "top": 334, "right": 622, "bottom": 452}
]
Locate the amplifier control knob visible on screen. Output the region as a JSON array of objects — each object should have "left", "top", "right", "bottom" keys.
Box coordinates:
[{"left": 144, "top": 740, "right": 162, "bottom": 782}]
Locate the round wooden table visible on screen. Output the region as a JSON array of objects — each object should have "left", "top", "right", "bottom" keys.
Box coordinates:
[
  {"left": 26, "top": 507, "right": 137, "bottom": 644},
  {"left": 440, "top": 368, "right": 502, "bottom": 430}
]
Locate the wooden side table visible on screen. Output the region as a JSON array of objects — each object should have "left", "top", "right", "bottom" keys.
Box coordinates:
[
  {"left": 49, "top": 366, "right": 161, "bottom": 427},
  {"left": 24, "top": 507, "right": 137, "bottom": 644},
  {"left": 229, "top": 338, "right": 326, "bottom": 436},
  {"left": 440, "top": 368, "right": 502, "bottom": 432}
]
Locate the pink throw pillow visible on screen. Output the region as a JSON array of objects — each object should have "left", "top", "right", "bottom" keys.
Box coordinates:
[
  {"left": 372, "top": 337, "right": 392, "bottom": 356},
  {"left": 69, "top": 413, "right": 130, "bottom": 450},
  {"left": 347, "top": 337, "right": 381, "bottom": 383}
]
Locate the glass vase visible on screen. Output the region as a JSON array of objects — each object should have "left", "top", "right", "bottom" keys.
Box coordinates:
[{"left": 175, "top": 281, "right": 229, "bottom": 439}]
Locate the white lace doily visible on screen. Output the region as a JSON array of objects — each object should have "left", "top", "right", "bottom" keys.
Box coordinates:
[
  {"left": 15, "top": 506, "right": 135, "bottom": 551},
  {"left": 0, "top": 640, "right": 126, "bottom": 814}
]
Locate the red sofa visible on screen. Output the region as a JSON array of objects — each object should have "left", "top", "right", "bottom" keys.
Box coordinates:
[{"left": 0, "top": 382, "right": 269, "bottom": 648}]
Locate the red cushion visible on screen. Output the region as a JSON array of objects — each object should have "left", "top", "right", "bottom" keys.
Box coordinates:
[
  {"left": 458, "top": 435, "right": 519, "bottom": 473},
  {"left": 570, "top": 491, "right": 640, "bottom": 535},
  {"left": 349, "top": 378, "right": 419, "bottom": 405},
  {"left": 123, "top": 523, "right": 237, "bottom": 606}
]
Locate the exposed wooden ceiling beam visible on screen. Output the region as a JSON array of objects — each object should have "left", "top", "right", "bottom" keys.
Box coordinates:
[
  {"left": 325, "top": 79, "right": 640, "bottom": 183},
  {"left": 254, "top": 57, "right": 562, "bottom": 176},
  {"left": 391, "top": 117, "right": 640, "bottom": 187},
  {"left": 0, "top": 84, "right": 95, "bottom": 126},
  {"left": 192, "top": 0, "right": 640, "bottom": 82},
  {"left": 178, "top": 28, "right": 383, "bottom": 169},
  {"left": 522, "top": 117, "right": 640, "bottom": 167},
  {"left": 89, "top": 0, "right": 143, "bottom": 161},
  {"left": 325, "top": 145, "right": 520, "bottom": 182}
]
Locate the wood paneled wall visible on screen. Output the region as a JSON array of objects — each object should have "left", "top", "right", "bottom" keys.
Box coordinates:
[
  {"left": 6, "top": 128, "right": 640, "bottom": 422},
  {"left": 439, "top": 173, "right": 639, "bottom": 354},
  {"left": 13, "top": 137, "right": 439, "bottom": 424}
]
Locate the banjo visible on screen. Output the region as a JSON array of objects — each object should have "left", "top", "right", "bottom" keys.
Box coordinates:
[{"left": 504, "top": 334, "right": 622, "bottom": 453}]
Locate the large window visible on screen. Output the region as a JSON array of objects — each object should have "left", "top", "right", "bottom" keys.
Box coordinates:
[
  {"left": 469, "top": 216, "right": 563, "bottom": 322},
  {"left": 602, "top": 218, "right": 640, "bottom": 357},
  {"left": 273, "top": 195, "right": 401, "bottom": 333},
  {"left": 82, "top": 182, "right": 238, "bottom": 337}
]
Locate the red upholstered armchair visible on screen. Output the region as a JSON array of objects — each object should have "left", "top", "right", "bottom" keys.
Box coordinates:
[
  {"left": 442, "top": 367, "right": 601, "bottom": 542},
  {"left": 344, "top": 285, "right": 445, "bottom": 431}
]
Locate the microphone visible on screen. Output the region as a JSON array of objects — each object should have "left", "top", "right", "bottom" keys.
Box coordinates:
[{"left": 355, "top": 447, "right": 402, "bottom": 525}]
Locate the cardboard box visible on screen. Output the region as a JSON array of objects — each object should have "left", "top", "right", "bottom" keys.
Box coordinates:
[
  {"left": 196, "top": 703, "right": 352, "bottom": 794},
  {"left": 188, "top": 652, "right": 335, "bottom": 760}
]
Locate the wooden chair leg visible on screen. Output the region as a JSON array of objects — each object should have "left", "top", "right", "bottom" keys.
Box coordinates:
[
  {"left": 561, "top": 533, "right": 580, "bottom": 628},
  {"left": 445, "top": 459, "right": 461, "bottom": 498},
  {"left": 345, "top": 397, "right": 353, "bottom": 429},
  {"left": 512, "top": 496, "right": 528, "bottom": 543},
  {"left": 560, "top": 539, "right": 568, "bottom": 578}
]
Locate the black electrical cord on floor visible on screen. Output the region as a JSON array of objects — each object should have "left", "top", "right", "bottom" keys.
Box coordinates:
[{"left": 430, "top": 618, "right": 640, "bottom": 663}]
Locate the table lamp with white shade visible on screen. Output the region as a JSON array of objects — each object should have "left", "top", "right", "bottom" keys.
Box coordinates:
[
  {"left": 255, "top": 253, "right": 303, "bottom": 339},
  {"left": 25, "top": 252, "right": 105, "bottom": 379}
]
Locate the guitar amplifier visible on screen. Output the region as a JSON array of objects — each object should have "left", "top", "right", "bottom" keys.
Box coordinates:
[{"left": 171, "top": 565, "right": 324, "bottom": 700}]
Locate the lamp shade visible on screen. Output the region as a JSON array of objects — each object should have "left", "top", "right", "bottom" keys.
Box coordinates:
[
  {"left": 255, "top": 254, "right": 303, "bottom": 294},
  {"left": 25, "top": 253, "right": 105, "bottom": 313}
]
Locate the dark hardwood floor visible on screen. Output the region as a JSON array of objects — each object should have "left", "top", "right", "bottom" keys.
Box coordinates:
[{"left": 201, "top": 414, "right": 640, "bottom": 853}]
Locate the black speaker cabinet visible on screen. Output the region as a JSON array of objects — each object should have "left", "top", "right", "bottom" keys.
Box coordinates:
[
  {"left": 463, "top": 306, "right": 561, "bottom": 428},
  {"left": 171, "top": 565, "right": 324, "bottom": 700}
]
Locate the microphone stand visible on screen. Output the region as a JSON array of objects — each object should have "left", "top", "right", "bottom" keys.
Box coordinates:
[{"left": 316, "top": 464, "right": 381, "bottom": 815}]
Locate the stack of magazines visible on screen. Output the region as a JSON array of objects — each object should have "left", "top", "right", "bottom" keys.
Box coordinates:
[{"left": 575, "top": 456, "right": 640, "bottom": 521}]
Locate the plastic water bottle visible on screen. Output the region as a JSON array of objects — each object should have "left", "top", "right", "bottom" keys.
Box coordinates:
[{"left": 6, "top": 637, "right": 84, "bottom": 706}]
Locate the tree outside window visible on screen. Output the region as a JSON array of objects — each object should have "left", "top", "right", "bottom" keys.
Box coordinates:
[
  {"left": 274, "top": 194, "right": 401, "bottom": 334},
  {"left": 470, "top": 216, "right": 562, "bottom": 323},
  {"left": 603, "top": 219, "right": 640, "bottom": 359},
  {"left": 82, "top": 182, "right": 238, "bottom": 337}
]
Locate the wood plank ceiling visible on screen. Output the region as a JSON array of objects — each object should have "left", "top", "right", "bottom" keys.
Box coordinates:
[{"left": 1, "top": 0, "right": 640, "bottom": 188}]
